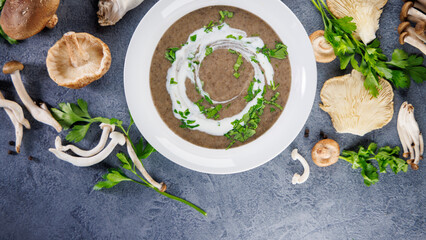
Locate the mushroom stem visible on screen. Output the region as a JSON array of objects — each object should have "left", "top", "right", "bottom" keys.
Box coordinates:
[
  {"left": 400, "top": 32, "right": 426, "bottom": 54},
  {"left": 97, "top": 0, "right": 144, "bottom": 26},
  {"left": 125, "top": 138, "right": 166, "bottom": 191},
  {"left": 419, "top": 132, "right": 424, "bottom": 158},
  {"left": 0, "top": 99, "right": 31, "bottom": 129},
  {"left": 49, "top": 132, "right": 126, "bottom": 167},
  {"left": 405, "top": 105, "right": 421, "bottom": 165},
  {"left": 397, "top": 102, "right": 411, "bottom": 158},
  {"left": 290, "top": 149, "right": 310, "bottom": 184},
  {"left": 55, "top": 123, "right": 115, "bottom": 157},
  {"left": 45, "top": 14, "right": 58, "bottom": 29},
  {"left": 3, "top": 61, "right": 62, "bottom": 132},
  {"left": 408, "top": 7, "right": 426, "bottom": 22},
  {"left": 398, "top": 22, "right": 426, "bottom": 43},
  {"left": 63, "top": 32, "right": 90, "bottom": 68}
]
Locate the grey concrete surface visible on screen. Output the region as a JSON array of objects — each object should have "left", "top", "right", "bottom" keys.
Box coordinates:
[{"left": 0, "top": 0, "right": 425, "bottom": 239}]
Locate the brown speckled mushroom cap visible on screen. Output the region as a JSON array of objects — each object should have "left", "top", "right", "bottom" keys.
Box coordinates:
[
  {"left": 311, "top": 139, "right": 340, "bottom": 167},
  {"left": 3, "top": 60, "right": 24, "bottom": 74},
  {"left": 46, "top": 32, "right": 111, "bottom": 89},
  {"left": 0, "top": 0, "right": 60, "bottom": 40}
]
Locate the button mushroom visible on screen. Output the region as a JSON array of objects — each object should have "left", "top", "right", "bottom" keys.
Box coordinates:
[
  {"left": 46, "top": 32, "right": 112, "bottom": 89},
  {"left": 0, "top": 91, "right": 30, "bottom": 153},
  {"left": 319, "top": 69, "right": 394, "bottom": 136},
  {"left": 398, "top": 21, "right": 426, "bottom": 44},
  {"left": 309, "top": 30, "right": 336, "bottom": 63},
  {"left": 399, "top": 30, "right": 426, "bottom": 55},
  {"left": 290, "top": 149, "right": 310, "bottom": 184},
  {"left": 97, "top": 0, "right": 144, "bottom": 26},
  {"left": 327, "top": 0, "right": 388, "bottom": 44},
  {"left": 311, "top": 139, "right": 340, "bottom": 167},
  {"left": 0, "top": 0, "right": 60, "bottom": 40},
  {"left": 400, "top": 1, "right": 426, "bottom": 24},
  {"left": 3, "top": 61, "right": 62, "bottom": 132},
  {"left": 49, "top": 131, "right": 126, "bottom": 167}
]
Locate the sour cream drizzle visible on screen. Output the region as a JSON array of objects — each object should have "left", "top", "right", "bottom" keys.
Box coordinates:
[{"left": 166, "top": 23, "right": 275, "bottom": 136}]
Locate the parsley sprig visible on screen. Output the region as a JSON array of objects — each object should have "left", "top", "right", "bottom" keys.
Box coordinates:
[
  {"left": 257, "top": 42, "right": 288, "bottom": 62},
  {"left": 51, "top": 99, "right": 207, "bottom": 216},
  {"left": 340, "top": 143, "right": 408, "bottom": 186},
  {"left": 311, "top": 0, "right": 425, "bottom": 96}
]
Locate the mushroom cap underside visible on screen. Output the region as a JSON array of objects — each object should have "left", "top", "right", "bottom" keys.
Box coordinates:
[
  {"left": 311, "top": 139, "right": 340, "bottom": 167},
  {"left": 319, "top": 69, "right": 394, "bottom": 136},
  {"left": 309, "top": 30, "right": 337, "bottom": 63},
  {"left": 46, "top": 32, "right": 111, "bottom": 89},
  {"left": 0, "top": 0, "right": 60, "bottom": 40}
]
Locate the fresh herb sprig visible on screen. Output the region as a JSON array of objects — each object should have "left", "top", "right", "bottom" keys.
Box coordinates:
[
  {"left": 257, "top": 42, "right": 288, "bottom": 62},
  {"left": 311, "top": 0, "right": 426, "bottom": 96},
  {"left": 340, "top": 143, "right": 408, "bottom": 186},
  {"left": 165, "top": 47, "right": 180, "bottom": 63},
  {"left": 0, "top": 0, "right": 18, "bottom": 44},
  {"left": 51, "top": 100, "right": 207, "bottom": 216}
]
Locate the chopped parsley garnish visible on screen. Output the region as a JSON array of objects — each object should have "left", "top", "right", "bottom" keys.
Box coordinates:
[
  {"left": 205, "top": 46, "right": 213, "bottom": 56},
  {"left": 165, "top": 47, "right": 180, "bottom": 63},
  {"left": 204, "top": 20, "right": 215, "bottom": 33},
  {"left": 228, "top": 49, "right": 237, "bottom": 54},
  {"left": 180, "top": 119, "right": 199, "bottom": 129},
  {"left": 257, "top": 42, "right": 288, "bottom": 62},
  {"left": 238, "top": 35, "right": 243, "bottom": 40},
  {"left": 195, "top": 98, "right": 222, "bottom": 120},
  {"left": 190, "top": 34, "right": 197, "bottom": 41},
  {"left": 270, "top": 107, "right": 276, "bottom": 112},
  {"left": 170, "top": 78, "right": 178, "bottom": 84},
  {"left": 250, "top": 56, "right": 259, "bottom": 63},
  {"left": 177, "top": 100, "right": 181, "bottom": 104},
  {"left": 226, "top": 34, "right": 237, "bottom": 39},
  {"left": 205, "top": 10, "right": 234, "bottom": 32},
  {"left": 219, "top": 10, "right": 234, "bottom": 23},
  {"left": 203, "top": 95, "right": 213, "bottom": 105},
  {"left": 233, "top": 54, "right": 243, "bottom": 79},
  {"left": 244, "top": 78, "right": 262, "bottom": 102}
]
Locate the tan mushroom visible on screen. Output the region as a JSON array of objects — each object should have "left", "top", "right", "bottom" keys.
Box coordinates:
[
  {"left": 327, "top": 0, "right": 388, "bottom": 44},
  {"left": 400, "top": 1, "right": 426, "bottom": 24},
  {"left": 398, "top": 21, "right": 426, "bottom": 43},
  {"left": 46, "top": 32, "right": 111, "bottom": 89},
  {"left": 311, "top": 139, "right": 340, "bottom": 167},
  {"left": 402, "top": 0, "right": 426, "bottom": 13},
  {"left": 0, "top": 0, "right": 60, "bottom": 40},
  {"left": 309, "top": 30, "right": 336, "bottom": 63},
  {"left": 319, "top": 69, "right": 394, "bottom": 136},
  {"left": 399, "top": 31, "right": 426, "bottom": 55},
  {"left": 415, "top": 21, "right": 425, "bottom": 40}
]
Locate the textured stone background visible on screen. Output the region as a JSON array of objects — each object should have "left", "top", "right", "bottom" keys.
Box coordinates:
[{"left": 0, "top": 0, "right": 425, "bottom": 239}]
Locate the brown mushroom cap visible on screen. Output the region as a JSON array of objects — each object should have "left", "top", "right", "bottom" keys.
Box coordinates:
[
  {"left": 415, "top": 21, "right": 425, "bottom": 35},
  {"left": 400, "top": 1, "right": 414, "bottom": 22},
  {"left": 0, "top": 0, "right": 60, "bottom": 40},
  {"left": 309, "top": 30, "right": 336, "bottom": 63},
  {"left": 311, "top": 139, "right": 340, "bottom": 167},
  {"left": 398, "top": 21, "right": 411, "bottom": 34},
  {"left": 3, "top": 61, "right": 24, "bottom": 74},
  {"left": 46, "top": 32, "right": 111, "bottom": 89},
  {"left": 399, "top": 31, "right": 409, "bottom": 44}
]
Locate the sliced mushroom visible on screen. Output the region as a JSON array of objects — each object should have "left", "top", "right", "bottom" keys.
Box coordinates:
[
  {"left": 400, "top": 1, "right": 426, "bottom": 24},
  {"left": 3, "top": 61, "right": 62, "bottom": 132},
  {"left": 0, "top": 91, "right": 30, "bottom": 153},
  {"left": 290, "top": 149, "right": 310, "bottom": 184},
  {"left": 55, "top": 123, "right": 115, "bottom": 157},
  {"left": 309, "top": 30, "right": 336, "bottom": 63},
  {"left": 125, "top": 138, "right": 166, "bottom": 191},
  {"left": 398, "top": 21, "right": 426, "bottom": 43},
  {"left": 49, "top": 132, "right": 126, "bottom": 167},
  {"left": 0, "top": 0, "right": 60, "bottom": 40},
  {"left": 399, "top": 31, "right": 426, "bottom": 55},
  {"left": 327, "top": 0, "right": 388, "bottom": 44},
  {"left": 97, "top": 0, "right": 144, "bottom": 26},
  {"left": 311, "top": 139, "right": 340, "bottom": 167},
  {"left": 46, "top": 32, "right": 112, "bottom": 89},
  {"left": 320, "top": 69, "right": 394, "bottom": 136}
]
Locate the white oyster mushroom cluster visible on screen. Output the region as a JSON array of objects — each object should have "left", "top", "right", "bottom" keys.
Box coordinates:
[
  {"left": 397, "top": 102, "right": 424, "bottom": 170},
  {"left": 97, "top": 0, "right": 144, "bottom": 26}
]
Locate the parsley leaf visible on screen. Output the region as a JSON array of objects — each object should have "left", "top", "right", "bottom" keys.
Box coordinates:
[
  {"left": 205, "top": 46, "right": 213, "bottom": 56},
  {"left": 233, "top": 54, "right": 243, "bottom": 78},
  {"left": 190, "top": 34, "right": 197, "bottom": 42},
  {"left": 165, "top": 47, "right": 179, "bottom": 63}
]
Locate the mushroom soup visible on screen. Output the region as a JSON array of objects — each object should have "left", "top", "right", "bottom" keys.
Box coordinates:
[{"left": 150, "top": 6, "right": 291, "bottom": 149}]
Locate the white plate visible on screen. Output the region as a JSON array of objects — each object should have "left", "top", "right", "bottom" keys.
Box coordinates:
[{"left": 124, "top": 0, "right": 317, "bottom": 174}]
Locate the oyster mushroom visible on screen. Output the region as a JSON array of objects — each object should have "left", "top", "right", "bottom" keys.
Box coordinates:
[
  {"left": 309, "top": 30, "right": 336, "bottom": 63},
  {"left": 312, "top": 139, "right": 340, "bottom": 167},
  {"left": 400, "top": 1, "right": 426, "bottom": 24},
  {"left": 3, "top": 61, "right": 62, "bottom": 132},
  {"left": 327, "top": 0, "right": 388, "bottom": 44},
  {"left": 319, "top": 69, "right": 394, "bottom": 136},
  {"left": 290, "top": 149, "right": 310, "bottom": 184},
  {"left": 0, "top": 0, "right": 60, "bottom": 40},
  {"left": 97, "top": 0, "right": 144, "bottom": 26},
  {"left": 46, "top": 32, "right": 111, "bottom": 89}
]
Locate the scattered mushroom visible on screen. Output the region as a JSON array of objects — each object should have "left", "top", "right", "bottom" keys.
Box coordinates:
[
  {"left": 125, "top": 138, "right": 166, "bottom": 191},
  {"left": 415, "top": 21, "right": 425, "bottom": 41},
  {"left": 399, "top": 30, "right": 426, "bottom": 55},
  {"left": 311, "top": 139, "right": 340, "bottom": 167},
  {"left": 0, "top": 91, "right": 30, "bottom": 153},
  {"left": 319, "top": 69, "right": 394, "bottom": 136},
  {"left": 290, "top": 149, "right": 310, "bottom": 184},
  {"left": 402, "top": 0, "right": 426, "bottom": 13},
  {"left": 400, "top": 1, "right": 426, "bottom": 24},
  {"left": 327, "top": 0, "right": 388, "bottom": 44},
  {"left": 309, "top": 30, "right": 336, "bottom": 63},
  {"left": 397, "top": 102, "right": 423, "bottom": 170},
  {"left": 49, "top": 132, "right": 126, "bottom": 167},
  {"left": 0, "top": 0, "right": 60, "bottom": 40},
  {"left": 3, "top": 61, "right": 62, "bottom": 132},
  {"left": 398, "top": 21, "right": 426, "bottom": 43},
  {"left": 54, "top": 123, "right": 115, "bottom": 157},
  {"left": 97, "top": 0, "right": 144, "bottom": 26},
  {"left": 46, "top": 32, "right": 112, "bottom": 89}
]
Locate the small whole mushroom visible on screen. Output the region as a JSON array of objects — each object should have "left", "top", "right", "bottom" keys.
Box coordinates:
[
  {"left": 309, "top": 30, "right": 336, "bottom": 63},
  {"left": 97, "top": 0, "right": 144, "bottom": 26},
  {"left": 46, "top": 32, "right": 111, "bottom": 89},
  {"left": 0, "top": 0, "right": 60, "bottom": 40},
  {"left": 311, "top": 139, "right": 340, "bottom": 167}
]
